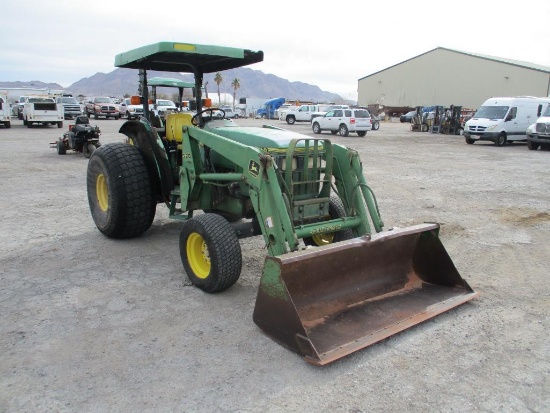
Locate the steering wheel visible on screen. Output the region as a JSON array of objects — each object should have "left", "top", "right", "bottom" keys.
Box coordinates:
[{"left": 191, "top": 108, "right": 225, "bottom": 126}]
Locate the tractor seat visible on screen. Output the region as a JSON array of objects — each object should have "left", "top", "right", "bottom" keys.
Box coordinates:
[{"left": 75, "top": 116, "right": 90, "bottom": 125}]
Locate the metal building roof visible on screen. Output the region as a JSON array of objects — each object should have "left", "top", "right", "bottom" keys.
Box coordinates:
[{"left": 360, "top": 47, "right": 550, "bottom": 80}]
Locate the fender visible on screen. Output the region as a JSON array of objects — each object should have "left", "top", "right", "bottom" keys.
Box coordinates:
[{"left": 119, "top": 120, "right": 174, "bottom": 201}]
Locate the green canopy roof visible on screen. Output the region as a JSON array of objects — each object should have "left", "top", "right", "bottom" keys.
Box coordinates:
[{"left": 114, "top": 42, "right": 264, "bottom": 73}]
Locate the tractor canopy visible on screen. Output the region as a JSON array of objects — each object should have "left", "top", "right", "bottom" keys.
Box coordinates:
[
  {"left": 147, "top": 77, "right": 195, "bottom": 88},
  {"left": 114, "top": 42, "right": 264, "bottom": 73}
]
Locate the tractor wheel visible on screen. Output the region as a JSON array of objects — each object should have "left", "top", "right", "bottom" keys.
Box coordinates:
[
  {"left": 87, "top": 142, "right": 156, "bottom": 239},
  {"left": 57, "top": 141, "right": 66, "bottom": 155},
  {"left": 338, "top": 124, "right": 349, "bottom": 137},
  {"left": 303, "top": 196, "right": 354, "bottom": 246},
  {"left": 179, "top": 213, "right": 242, "bottom": 293},
  {"left": 83, "top": 143, "right": 96, "bottom": 158}
]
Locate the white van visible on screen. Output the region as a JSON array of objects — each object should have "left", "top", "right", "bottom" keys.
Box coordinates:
[
  {"left": 463, "top": 97, "right": 550, "bottom": 146},
  {"left": 527, "top": 101, "right": 550, "bottom": 150}
]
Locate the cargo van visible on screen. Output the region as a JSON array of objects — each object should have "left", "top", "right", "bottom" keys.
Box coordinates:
[
  {"left": 463, "top": 96, "right": 550, "bottom": 146},
  {"left": 527, "top": 101, "right": 550, "bottom": 150}
]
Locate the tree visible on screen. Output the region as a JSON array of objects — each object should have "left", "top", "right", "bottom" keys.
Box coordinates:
[
  {"left": 231, "top": 78, "right": 240, "bottom": 110},
  {"left": 214, "top": 72, "right": 223, "bottom": 106}
]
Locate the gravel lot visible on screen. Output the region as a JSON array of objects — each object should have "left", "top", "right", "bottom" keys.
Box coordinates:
[{"left": 1, "top": 116, "right": 549, "bottom": 413}]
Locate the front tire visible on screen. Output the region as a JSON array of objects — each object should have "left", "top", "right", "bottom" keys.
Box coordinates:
[
  {"left": 83, "top": 143, "right": 96, "bottom": 158},
  {"left": 303, "top": 196, "right": 354, "bottom": 246},
  {"left": 286, "top": 116, "right": 296, "bottom": 125},
  {"left": 312, "top": 122, "right": 321, "bottom": 134},
  {"left": 465, "top": 137, "right": 475, "bottom": 144},
  {"left": 179, "top": 213, "right": 242, "bottom": 293},
  {"left": 57, "top": 141, "right": 66, "bottom": 155},
  {"left": 527, "top": 140, "right": 539, "bottom": 150},
  {"left": 87, "top": 142, "right": 156, "bottom": 238},
  {"left": 495, "top": 133, "right": 507, "bottom": 147}
]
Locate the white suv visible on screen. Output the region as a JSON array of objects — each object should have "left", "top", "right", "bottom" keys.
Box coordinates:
[{"left": 311, "top": 108, "right": 372, "bottom": 137}]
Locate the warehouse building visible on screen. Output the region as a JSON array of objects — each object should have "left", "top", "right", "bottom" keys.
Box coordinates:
[{"left": 358, "top": 47, "right": 550, "bottom": 114}]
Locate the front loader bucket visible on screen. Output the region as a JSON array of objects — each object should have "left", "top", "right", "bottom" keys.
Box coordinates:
[{"left": 253, "top": 223, "right": 478, "bottom": 366}]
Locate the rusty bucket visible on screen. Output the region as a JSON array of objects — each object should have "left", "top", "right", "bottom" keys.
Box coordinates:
[{"left": 253, "top": 223, "right": 478, "bottom": 366}]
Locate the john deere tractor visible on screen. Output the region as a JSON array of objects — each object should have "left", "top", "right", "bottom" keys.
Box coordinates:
[{"left": 86, "top": 42, "right": 477, "bottom": 365}]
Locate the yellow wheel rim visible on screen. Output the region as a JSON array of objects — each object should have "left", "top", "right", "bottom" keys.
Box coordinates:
[
  {"left": 311, "top": 232, "right": 335, "bottom": 246},
  {"left": 96, "top": 173, "right": 109, "bottom": 212},
  {"left": 187, "top": 233, "right": 210, "bottom": 279}
]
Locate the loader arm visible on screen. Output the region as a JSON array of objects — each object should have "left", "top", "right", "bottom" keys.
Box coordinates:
[{"left": 179, "top": 125, "right": 300, "bottom": 256}]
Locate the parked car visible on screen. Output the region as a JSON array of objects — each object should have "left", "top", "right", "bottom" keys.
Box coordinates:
[
  {"left": 311, "top": 108, "right": 372, "bottom": 137},
  {"left": 400, "top": 110, "right": 416, "bottom": 123}
]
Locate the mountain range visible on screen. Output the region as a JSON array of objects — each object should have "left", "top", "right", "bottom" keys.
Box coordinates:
[{"left": 1, "top": 67, "right": 348, "bottom": 104}]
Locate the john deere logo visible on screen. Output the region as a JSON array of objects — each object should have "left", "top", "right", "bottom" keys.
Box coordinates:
[{"left": 248, "top": 160, "right": 260, "bottom": 177}]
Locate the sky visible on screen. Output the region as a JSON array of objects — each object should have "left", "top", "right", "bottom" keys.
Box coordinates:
[{"left": 2, "top": 0, "right": 550, "bottom": 101}]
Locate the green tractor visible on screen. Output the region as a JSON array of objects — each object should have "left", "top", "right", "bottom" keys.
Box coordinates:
[{"left": 87, "top": 42, "right": 477, "bottom": 365}]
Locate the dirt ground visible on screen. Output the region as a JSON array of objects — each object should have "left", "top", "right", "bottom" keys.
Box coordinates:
[{"left": 1, "top": 116, "right": 549, "bottom": 413}]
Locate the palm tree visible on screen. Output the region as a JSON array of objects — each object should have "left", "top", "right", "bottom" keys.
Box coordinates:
[
  {"left": 214, "top": 72, "right": 223, "bottom": 106},
  {"left": 231, "top": 78, "right": 240, "bottom": 110}
]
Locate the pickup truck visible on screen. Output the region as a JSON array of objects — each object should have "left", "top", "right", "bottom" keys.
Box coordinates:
[
  {"left": 120, "top": 97, "right": 145, "bottom": 120},
  {"left": 0, "top": 94, "right": 11, "bottom": 128},
  {"left": 22, "top": 96, "right": 64, "bottom": 128},
  {"left": 86, "top": 97, "right": 120, "bottom": 119},
  {"left": 56, "top": 95, "right": 82, "bottom": 119},
  {"left": 279, "top": 104, "right": 332, "bottom": 125}
]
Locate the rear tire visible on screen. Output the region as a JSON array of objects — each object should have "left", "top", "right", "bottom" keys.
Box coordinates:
[
  {"left": 179, "top": 213, "right": 242, "bottom": 293},
  {"left": 339, "top": 124, "right": 349, "bottom": 137},
  {"left": 286, "top": 116, "right": 296, "bottom": 125},
  {"left": 57, "top": 121, "right": 63, "bottom": 128},
  {"left": 357, "top": 131, "right": 366, "bottom": 137},
  {"left": 372, "top": 121, "right": 379, "bottom": 131},
  {"left": 3, "top": 121, "right": 10, "bottom": 128},
  {"left": 87, "top": 142, "right": 156, "bottom": 238},
  {"left": 303, "top": 196, "right": 354, "bottom": 246}
]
